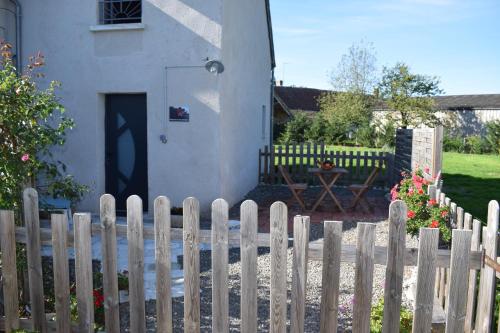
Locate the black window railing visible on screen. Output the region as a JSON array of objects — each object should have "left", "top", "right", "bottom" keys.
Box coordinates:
[{"left": 99, "top": 0, "right": 142, "bottom": 25}]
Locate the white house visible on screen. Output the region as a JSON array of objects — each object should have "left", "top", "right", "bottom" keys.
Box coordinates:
[{"left": 0, "top": 0, "right": 275, "bottom": 214}]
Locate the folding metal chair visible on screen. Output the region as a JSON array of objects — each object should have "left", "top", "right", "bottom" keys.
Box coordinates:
[
  {"left": 348, "top": 167, "right": 380, "bottom": 211},
  {"left": 278, "top": 165, "right": 308, "bottom": 210}
]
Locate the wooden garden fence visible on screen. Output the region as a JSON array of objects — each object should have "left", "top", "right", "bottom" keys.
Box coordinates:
[
  {"left": 0, "top": 187, "right": 498, "bottom": 332},
  {"left": 429, "top": 185, "right": 500, "bottom": 333},
  {"left": 258, "top": 144, "right": 394, "bottom": 187}
]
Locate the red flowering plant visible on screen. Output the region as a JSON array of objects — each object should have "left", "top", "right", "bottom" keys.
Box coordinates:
[{"left": 390, "top": 168, "right": 452, "bottom": 244}]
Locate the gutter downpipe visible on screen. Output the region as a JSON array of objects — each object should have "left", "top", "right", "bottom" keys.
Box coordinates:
[
  {"left": 9, "top": 0, "right": 21, "bottom": 70},
  {"left": 269, "top": 69, "right": 275, "bottom": 150}
]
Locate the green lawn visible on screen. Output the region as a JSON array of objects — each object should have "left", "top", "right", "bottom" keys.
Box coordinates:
[{"left": 442, "top": 152, "right": 500, "bottom": 223}]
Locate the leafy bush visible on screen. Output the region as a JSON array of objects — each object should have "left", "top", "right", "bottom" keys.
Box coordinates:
[
  {"left": 278, "top": 112, "right": 312, "bottom": 144},
  {"left": 443, "top": 135, "right": 464, "bottom": 153},
  {"left": 485, "top": 120, "right": 500, "bottom": 154},
  {"left": 370, "top": 298, "right": 413, "bottom": 333},
  {"left": 390, "top": 168, "right": 452, "bottom": 244},
  {"left": 0, "top": 41, "right": 88, "bottom": 214},
  {"left": 464, "top": 135, "right": 489, "bottom": 154},
  {"left": 355, "top": 122, "right": 376, "bottom": 147}
]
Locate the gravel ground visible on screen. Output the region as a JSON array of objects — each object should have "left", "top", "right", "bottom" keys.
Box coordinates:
[{"left": 119, "top": 218, "right": 419, "bottom": 332}]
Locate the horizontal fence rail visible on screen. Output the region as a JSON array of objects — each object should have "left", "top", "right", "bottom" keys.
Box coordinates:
[
  {"left": 0, "top": 188, "right": 497, "bottom": 332},
  {"left": 258, "top": 144, "right": 394, "bottom": 187}
]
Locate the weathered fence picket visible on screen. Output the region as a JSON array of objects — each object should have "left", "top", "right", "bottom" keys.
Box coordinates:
[
  {"left": 412, "top": 228, "right": 439, "bottom": 333},
  {"left": 23, "top": 188, "right": 47, "bottom": 333},
  {"left": 183, "top": 197, "right": 201, "bottom": 333},
  {"left": 100, "top": 194, "right": 120, "bottom": 333},
  {"left": 211, "top": 199, "right": 229, "bottom": 332},
  {"left": 319, "top": 221, "right": 342, "bottom": 333},
  {"left": 127, "top": 196, "right": 146, "bottom": 333},
  {"left": 0, "top": 210, "right": 19, "bottom": 333},
  {"left": 291, "top": 216, "right": 310, "bottom": 333},
  {"left": 270, "top": 201, "right": 288, "bottom": 333},
  {"left": 353, "top": 223, "right": 376, "bottom": 332},
  {"left": 445, "top": 229, "right": 473, "bottom": 333},
  {"left": 154, "top": 196, "right": 172, "bottom": 333},
  {"left": 382, "top": 200, "right": 407, "bottom": 332},
  {"left": 74, "top": 213, "right": 94, "bottom": 333},
  {"left": 465, "top": 219, "right": 481, "bottom": 333},
  {"left": 0, "top": 188, "right": 497, "bottom": 332},
  {"left": 52, "top": 214, "right": 71, "bottom": 333},
  {"left": 240, "top": 200, "right": 258, "bottom": 333},
  {"left": 475, "top": 201, "right": 499, "bottom": 332}
]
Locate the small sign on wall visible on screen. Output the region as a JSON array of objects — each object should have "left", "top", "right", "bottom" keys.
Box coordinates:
[{"left": 169, "top": 106, "right": 190, "bottom": 122}]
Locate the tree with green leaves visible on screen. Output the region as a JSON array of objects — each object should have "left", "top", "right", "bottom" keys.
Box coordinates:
[
  {"left": 329, "top": 40, "right": 378, "bottom": 95},
  {"left": 376, "top": 62, "right": 443, "bottom": 128},
  {"left": 0, "top": 41, "right": 87, "bottom": 214}
]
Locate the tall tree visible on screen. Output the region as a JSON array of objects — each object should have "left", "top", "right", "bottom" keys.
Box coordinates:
[
  {"left": 329, "top": 40, "right": 378, "bottom": 94},
  {"left": 377, "top": 63, "right": 443, "bottom": 128}
]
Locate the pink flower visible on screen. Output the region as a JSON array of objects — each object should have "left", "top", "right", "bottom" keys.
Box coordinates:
[
  {"left": 390, "top": 185, "right": 399, "bottom": 201},
  {"left": 21, "top": 154, "right": 29, "bottom": 162},
  {"left": 407, "top": 210, "right": 416, "bottom": 219},
  {"left": 441, "top": 211, "right": 448, "bottom": 217},
  {"left": 430, "top": 220, "right": 439, "bottom": 228},
  {"left": 408, "top": 187, "right": 414, "bottom": 196},
  {"left": 424, "top": 166, "right": 430, "bottom": 174},
  {"left": 428, "top": 199, "right": 437, "bottom": 206}
]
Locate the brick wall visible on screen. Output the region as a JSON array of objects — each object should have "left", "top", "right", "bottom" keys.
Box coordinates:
[{"left": 393, "top": 126, "right": 443, "bottom": 184}]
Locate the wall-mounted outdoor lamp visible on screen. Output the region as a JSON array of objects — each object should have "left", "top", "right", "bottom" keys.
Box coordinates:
[{"left": 161, "top": 58, "right": 225, "bottom": 143}]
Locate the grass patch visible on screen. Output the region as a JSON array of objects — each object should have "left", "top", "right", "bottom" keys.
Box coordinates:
[{"left": 442, "top": 152, "right": 500, "bottom": 223}]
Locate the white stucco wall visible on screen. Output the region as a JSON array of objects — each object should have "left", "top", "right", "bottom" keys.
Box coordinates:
[
  {"left": 16, "top": 0, "right": 272, "bottom": 214},
  {"left": 219, "top": 0, "right": 272, "bottom": 207}
]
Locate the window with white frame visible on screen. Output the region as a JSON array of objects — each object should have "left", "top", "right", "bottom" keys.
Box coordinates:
[
  {"left": 99, "top": 0, "right": 142, "bottom": 25},
  {"left": 261, "top": 105, "right": 266, "bottom": 140}
]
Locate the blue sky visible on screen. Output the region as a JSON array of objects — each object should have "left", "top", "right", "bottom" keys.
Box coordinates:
[{"left": 270, "top": 0, "right": 500, "bottom": 95}]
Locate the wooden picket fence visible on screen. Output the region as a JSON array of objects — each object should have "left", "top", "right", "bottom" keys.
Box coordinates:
[
  {"left": 0, "top": 187, "right": 498, "bottom": 332},
  {"left": 428, "top": 185, "right": 500, "bottom": 333},
  {"left": 258, "top": 144, "right": 394, "bottom": 187}
]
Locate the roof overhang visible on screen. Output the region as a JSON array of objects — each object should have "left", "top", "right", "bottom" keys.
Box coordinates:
[{"left": 265, "top": 0, "right": 276, "bottom": 69}]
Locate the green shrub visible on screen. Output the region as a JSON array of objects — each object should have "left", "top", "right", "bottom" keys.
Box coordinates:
[
  {"left": 355, "top": 123, "right": 376, "bottom": 147},
  {"left": 464, "top": 135, "right": 488, "bottom": 154},
  {"left": 278, "top": 112, "right": 312, "bottom": 144},
  {"left": 370, "top": 298, "right": 413, "bottom": 333},
  {"left": 485, "top": 120, "right": 500, "bottom": 154},
  {"left": 443, "top": 135, "right": 464, "bottom": 152}
]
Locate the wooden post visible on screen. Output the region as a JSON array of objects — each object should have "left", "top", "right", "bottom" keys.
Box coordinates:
[
  {"left": 270, "top": 201, "right": 287, "bottom": 333},
  {"left": 127, "top": 196, "right": 146, "bottom": 333},
  {"left": 319, "top": 221, "right": 342, "bottom": 333},
  {"left": 23, "top": 188, "right": 47, "bottom": 333},
  {"left": 475, "top": 201, "right": 499, "bottom": 333},
  {"left": 100, "top": 194, "right": 120, "bottom": 333},
  {"left": 353, "top": 223, "right": 376, "bottom": 333},
  {"left": 240, "top": 200, "right": 258, "bottom": 333},
  {"left": 464, "top": 219, "right": 481, "bottom": 333},
  {"left": 412, "top": 228, "right": 439, "bottom": 333},
  {"left": 382, "top": 201, "right": 407, "bottom": 332},
  {"left": 74, "top": 213, "right": 94, "bottom": 333},
  {"left": 445, "top": 229, "right": 472, "bottom": 333},
  {"left": 211, "top": 199, "right": 229, "bottom": 332},
  {"left": 183, "top": 197, "right": 201, "bottom": 333},
  {"left": 154, "top": 196, "right": 172, "bottom": 333},
  {"left": 291, "top": 216, "right": 310, "bottom": 333},
  {"left": 0, "top": 210, "right": 20, "bottom": 332},
  {"left": 52, "top": 214, "right": 71, "bottom": 333},
  {"left": 456, "top": 207, "right": 464, "bottom": 229}
]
